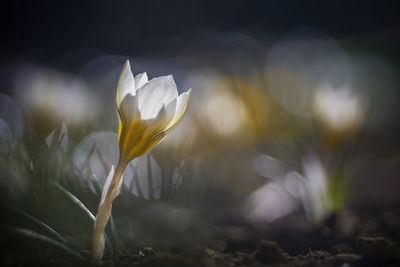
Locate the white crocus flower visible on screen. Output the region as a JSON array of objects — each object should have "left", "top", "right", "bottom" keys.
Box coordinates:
[
  {"left": 92, "top": 60, "right": 191, "bottom": 262},
  {"left": 312, "top": 85, "right": 364, "bottom": 133}
]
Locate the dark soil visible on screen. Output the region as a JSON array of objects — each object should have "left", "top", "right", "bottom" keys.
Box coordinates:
[{"left": 2, "top": 209, "right": 398, "bottom": 267}]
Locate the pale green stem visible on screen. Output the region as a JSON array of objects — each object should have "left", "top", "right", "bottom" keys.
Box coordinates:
[{"left": 92, "top": 159, "right": 127, "bottom": 262}]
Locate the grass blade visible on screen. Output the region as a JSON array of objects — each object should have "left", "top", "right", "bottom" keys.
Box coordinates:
[
  {"left": 52, "top": 181, "right": 95, "bottom": 221},
  {"left": 3, "top": 205, "right": 68, "bottom": 245},
  {"left": 51, "top": 181, "right": 113, "bottom": 259},
  {"left": 108, "top": 215, "right": 119, "bottom": 262},
  {"left": 1, "top": 226, "right": 85, "bottom": 261}
]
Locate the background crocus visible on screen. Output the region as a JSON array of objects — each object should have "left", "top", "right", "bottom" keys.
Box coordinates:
[
  {"left": 92, "top": 60, "right": 191, "bottom": 261},
  {"left": 311, "top": 84, "right": 365, "bottom": 148}
]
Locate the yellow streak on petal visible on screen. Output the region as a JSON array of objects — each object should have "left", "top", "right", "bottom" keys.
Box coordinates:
[
  {"left": 118, "top": 116, "right": 160, "bottom": 162},
  {"left": 118, "top": 115, "right": 123, "bottom": 142}
]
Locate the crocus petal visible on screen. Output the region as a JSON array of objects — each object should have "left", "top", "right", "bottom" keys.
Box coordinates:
[
  {"left": 139, "top": 89, "right": 191, "bottom": 146},
  {"left": 137, "top": 75, "right": 178, "bottom": 120},
  {"left": 116, "top": 60, "right": 135, "bottom": 107},
  {"left": 143, "top": 99, "right": 177, "bottom": 139},
  {"left": 117, "top": 94, "right": 141, "bottom": 143},
  {"left": 118, "top": 105, "right": 172, "bottom": 161},
  {"left": 118, "top": 94, "right": 140, "bottom": 126},
  {"left": 135, "top": 72, "right": 148, "bottom": 90},
  {"left": 165, "top": 88, "right": 192, "bottom": 131},
  {"left": 132, "top": 106, "right": 173, "bottom": 156}
]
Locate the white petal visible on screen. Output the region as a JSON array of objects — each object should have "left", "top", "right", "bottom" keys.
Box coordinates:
[
  {"left": 116, "top": 60, "right": 135, "bottom": 106},
  {"left": 134, "top": 72, "right": 148, "bottom": 90},
  {"left": 166, "top": 88, "right": 192, "bottom": 129},
  {"left": 119, "top": 94, "right": 141, "bottom": 125},
  {"left": 142, "top": 90, "right": 190, "bottom": 145},
  {"left": 165, "top": 97, "right": 178, "bottom": 119},
  {"left": 143, "top": 98, "right": 177, "bottom": 137},
  {"left": 137, "top": 75, "right": 178, "bottom": 120}
]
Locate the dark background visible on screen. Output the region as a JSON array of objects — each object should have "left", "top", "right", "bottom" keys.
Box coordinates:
[{"left": 1, "top": 0, "right": 400, "bottom": 71}]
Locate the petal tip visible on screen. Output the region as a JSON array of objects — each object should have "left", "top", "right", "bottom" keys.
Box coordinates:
[
  {"left": 122, "top": 60, "right": 135, "bottom": 76},
  {"left": 166, "top": 75, "right": 175, "bottom": 83},
  {"left": 123, "top": 60, "right": 131, "bottom": 70},
  {"left": 181, "top": 88, "right": 192, "bottom": 100},
  {"left": 116, "top": 60, "right": 136, "bottom": 105}
]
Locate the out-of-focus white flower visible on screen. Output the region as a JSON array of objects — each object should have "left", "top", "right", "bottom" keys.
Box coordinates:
[
  {"left": 277, "top": 155, "right": 333, "bottom": 224},
  {"left": 252, "top": 152, "right": 286, "bottom": 180},
  {"left": 312, "top": 85, "right": 364, "bottom": 133},
  {"left": 301, "top": 155, "right": 331, "bottom": 223},
  {"left": 201, "top": 89, "right": 247, "bottom": 136},
  {"left": 192, "top": 76, "right": 249, "bottom": 138},
  {"left": 245, "top": 180, "right": 297, "bottom": 223},
  {"left": 18, "top": 69, "right": 98, "bottom": 129}
]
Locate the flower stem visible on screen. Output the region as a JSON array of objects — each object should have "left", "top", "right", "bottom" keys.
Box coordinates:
[{"left": 92, "top": 159, "right": 127, "bottom": 262}]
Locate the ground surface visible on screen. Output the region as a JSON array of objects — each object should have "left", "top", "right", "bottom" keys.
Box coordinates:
[{"left": 1, "top": 208, "right": 399, "bottom": 267}]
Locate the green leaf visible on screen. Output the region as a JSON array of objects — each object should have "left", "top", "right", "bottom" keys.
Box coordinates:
[
  {"left": 51, "top": 181, "right": 114, "bottom": 259},
  {"left": 3, "top": 205, "right": 68, "bottom": 245},
  {"left": 1, "top": 226, "right": 85, "bottom": 261},
  {"left": 52, "top": 181, "right": 95, "bottom": 221}
]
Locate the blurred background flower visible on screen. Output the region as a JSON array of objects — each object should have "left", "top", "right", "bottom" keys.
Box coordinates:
[
  {"left": 312, "top": 84, "right": 365, "bottom": 147},
  {"left": 15, "top": 67, "right": 100, "bottom": 137}
]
